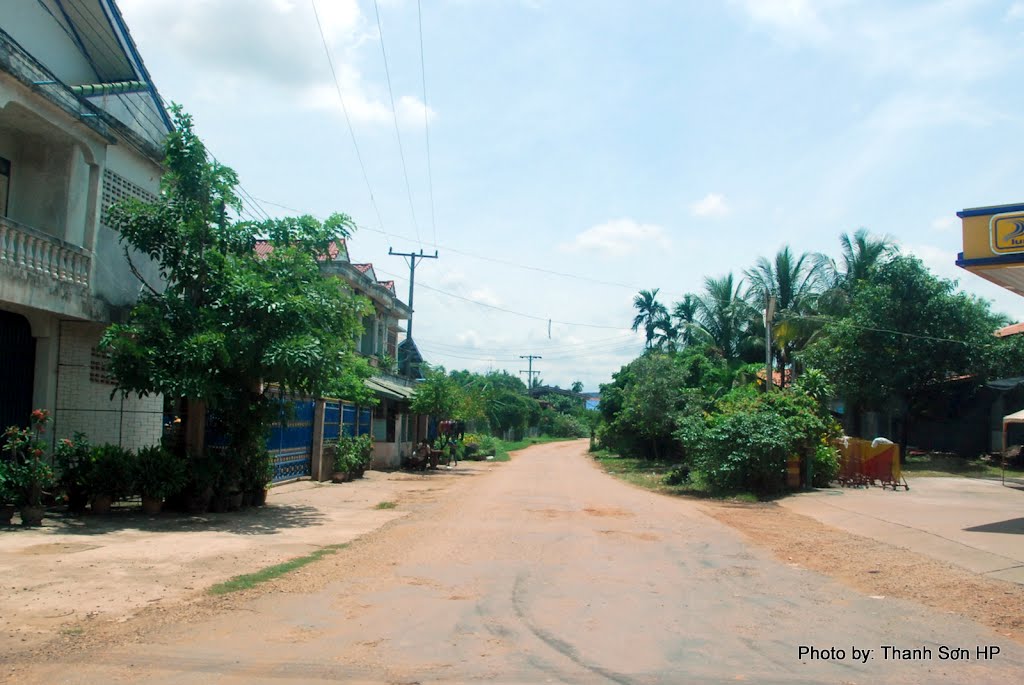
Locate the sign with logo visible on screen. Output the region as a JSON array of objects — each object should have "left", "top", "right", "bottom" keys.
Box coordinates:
[{"left": 991, "top": 211, "right": 1024, "bottom": 255}]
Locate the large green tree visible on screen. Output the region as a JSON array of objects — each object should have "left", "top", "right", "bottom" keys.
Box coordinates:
[
  {"left": 102, "top": 107, "right": 372, "bottom": 462},
  {"left": 802, "top": 255, "right": 1006, "bottom": 452},
  {"left": 631, "top": 288, "right": 669, "bottom": 349}
]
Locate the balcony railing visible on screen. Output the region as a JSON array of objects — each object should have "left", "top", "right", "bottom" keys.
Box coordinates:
[{"left": 0, "top": 217, "right": 90, "bottom": 288}]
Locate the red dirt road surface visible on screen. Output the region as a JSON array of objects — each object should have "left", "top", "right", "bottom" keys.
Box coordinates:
[{"left": 6, "top": 439, "right": 1024, "bottom": 683}]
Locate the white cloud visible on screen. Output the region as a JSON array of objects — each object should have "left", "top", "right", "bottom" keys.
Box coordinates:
[
  {"left": 690, "top": 193, "right": 730, "bottom": 217},
  {"left": 560, "top": 219, "right": 670, "bottom": 257},
  {"left": 435, "top": 271, "right": 502, "bottom": 307},
  {"left": 118, "top": 0, "right": 433, "bottom": 126},
  {"left": 734, "top": 0, "right": 830, "bottom": 43},
  {"left": 931, "top": 216, "right": 959, "bottom": 233},
  {"left": 1008, "top": 2, "right": 1024, "bottom": 21}
]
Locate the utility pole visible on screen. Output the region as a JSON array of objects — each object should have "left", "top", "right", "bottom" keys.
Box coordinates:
[
  {"left": 389, "top": 247, "right": 438, "bottom": 340},
  {"left": 764, "top": 295, "right": 776, "bottom": 393},
  {"left": 519, "top": 354, "right": 542, "bottom": 388}
]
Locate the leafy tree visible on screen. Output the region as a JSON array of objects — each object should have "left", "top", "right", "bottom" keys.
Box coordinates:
[
  {"left": 101, "top": 107, "right": 372, "bottom": 462},
  {"left": 410, "top": 368, "right": 465, "bottom": 421},
  {"left": 631, "top": 288, "right": 669, "bottom": 349},
  {"left": 802, "top": 255, "right": 1005, "bottom": 453},
  {"left": 570, "top": 380, "right": 585, "bottom": 393}
]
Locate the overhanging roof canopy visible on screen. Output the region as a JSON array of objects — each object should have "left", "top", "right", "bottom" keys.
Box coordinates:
[
  {"left": 364, "top": 377, "right": 415, "bottom": 401},
  {"left": 957, "top": 203, "right": 1024, "bottom": 295}
]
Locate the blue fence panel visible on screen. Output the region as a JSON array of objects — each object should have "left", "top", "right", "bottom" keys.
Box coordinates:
[
  {"left": 342, "top": 404, "right": 357, "bottom": 437},
  {"left": 267, "top": 398, "right": 315, "bottom": 483},
  {"left": 358, "top": 408, "right": 372, "bottom": 436},
  {"left": 324, "top": 401, "right": 341, "bottom": 441}
]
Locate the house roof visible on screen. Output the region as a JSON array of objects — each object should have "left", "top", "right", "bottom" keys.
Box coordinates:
[
  {"left": 996, "top": 322, "right": 1024, "bottom": 338},
  {"left": 364, "top": 376, "right": 416, "bottom": 401},
  {"left": 253, "top": 239, "right": 347, "bottom": 262},
  {"left": 378, "top": 280, "right": 396, "bottom": 295}
]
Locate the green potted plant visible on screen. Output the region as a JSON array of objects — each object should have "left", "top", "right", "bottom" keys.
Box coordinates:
[
  {"left": 0, "top": 459, "right": 17, "bottom": 525},
  {"left": 134, "top": 445, "right": 186, "bottom": 515},
  {"left": 55, "top": 432, "right": 92, "bottom": 513},
  {"left": 2, "top": 409, "right": 55, "bottom": 526},
  {"left": 182, "top": 451, "right": 219, "bottom": 514},
  {"left": 240, "top": 449, "right": 273, "bottom": 507},
  {"left": 86, "top": 444, "right": 134, "bottom": 514},
  {"left": 352, "top": 434, "right": 373, "bottom": 478}
]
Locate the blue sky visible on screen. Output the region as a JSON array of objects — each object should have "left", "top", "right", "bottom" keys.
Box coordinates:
[{"left": 118, "top": 0, "right": 1024, "bottom": 390}]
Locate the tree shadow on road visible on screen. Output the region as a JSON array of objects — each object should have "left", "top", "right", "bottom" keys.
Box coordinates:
[{"left": 25, "top": 503, "right": 326, "bottom": 537}]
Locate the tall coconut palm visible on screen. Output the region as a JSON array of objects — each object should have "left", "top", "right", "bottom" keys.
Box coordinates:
[
  {"left": 671, "top": 294, "right": 706, "bottom": 350},
  {"left": 818, "top": 229, "right": 898, "bottom": 314},
  {"left": 631, "top": 289, "right": 669, "bottom": 349},
  {"left": 745, "top": 246, "right": 826, "bottom": 384},
  {"left": 693, "top": 273, "right": 757, "bottom": 363}
]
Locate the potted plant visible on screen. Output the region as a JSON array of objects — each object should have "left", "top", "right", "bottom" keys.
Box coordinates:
[
  {"left": 0, "top": 459, "right": 17, "bottom": 525},
  {"left": 55, "top": 432, "right": 92, "bottom": 513},
  {"left": 240, "top": 449, "right": 273, "bottom": 507},
  {"left": 86, "top": 444, "right": 134, "bottom": 514},
  {"left": 182, "top": 451, "right": 218, "bottom": 514},
  {"left": 3, "top": 409, "right": 55, "bottom": 526},
  {"left": 352, "top": 434, "right": 373, "bottom": 478},
  {"left": 134, "top": 445, "right": 186, "bottom": 515},
  {"left": 332, "top": 438, "right": 358, "bottom": 483}
]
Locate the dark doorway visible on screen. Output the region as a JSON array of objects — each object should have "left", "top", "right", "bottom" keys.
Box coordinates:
[{"left": 0, "top": 310, "right": 35, "bottom": 435}]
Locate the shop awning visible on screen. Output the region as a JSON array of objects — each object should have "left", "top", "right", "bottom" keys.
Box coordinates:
[{"left": 364, "top": 377, "right": 416, "bottom": 401}]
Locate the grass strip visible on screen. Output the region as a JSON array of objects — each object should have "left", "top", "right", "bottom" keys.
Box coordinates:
[
  {"left": 593, "top": 452, "right": 759, "bottom": 502},
  {"left": 375, "top": 501, "right": 397, "bottom": 509},
  {"left": 208, "top": 543, "right": 348, "bottom": 595}
]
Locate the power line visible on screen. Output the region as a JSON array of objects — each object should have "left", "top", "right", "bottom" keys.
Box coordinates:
[
  {"left": 416, "top": 0, "right": 437, "bottom": 247},
  {"left": 310, "top": 0, "right": 392, "bottom": 248},
  {"left": 372, "top": 0, "right": 422, "bottom": 246}
]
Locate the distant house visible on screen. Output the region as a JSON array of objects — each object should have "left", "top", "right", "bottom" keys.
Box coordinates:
[
  {"left": 1, "top": 0, "right": 170, "bottom": 449},
  {"left": 256, "top": 238, "right": 424, "bottom": 469}
]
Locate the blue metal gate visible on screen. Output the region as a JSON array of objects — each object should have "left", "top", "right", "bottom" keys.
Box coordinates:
[{"left": 267, "top": 398, "right": 315, "bottom": 483}]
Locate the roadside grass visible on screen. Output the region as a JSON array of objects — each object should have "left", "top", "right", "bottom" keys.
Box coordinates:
[
  {"left": 375, "top": 501, "right": 397, "bottom": 510},
  {"left": 493, "top": 435, "right": 580, "bottom": 462},
  {"left": 903, "top": 452, "right": 1024, "bottom": 480},
  {"left": 592, "top": 450, "right": 759, "bottom": 502},
  {"left": 208, "top": 543, "right": 348, "bottom": 595}
]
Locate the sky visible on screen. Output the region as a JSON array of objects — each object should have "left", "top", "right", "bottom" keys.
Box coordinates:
[{"left": 117, "top": 0, "right": 1024, "bottom": 391}]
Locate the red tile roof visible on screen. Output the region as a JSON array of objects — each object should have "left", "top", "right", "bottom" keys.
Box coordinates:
[
  {"left": 378, "top": 280, "right": 396, "bottom": 295},
  {"left": 996, "top": 322, "right": 1024, "bottom": 337},
  {"left": 253, "top": 239, "right": 347, "bottom": 262},
  {"left": 352, "top": 263, "right": 372, "bottom": 273}
]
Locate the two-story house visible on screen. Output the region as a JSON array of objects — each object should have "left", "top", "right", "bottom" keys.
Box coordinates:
[
  {"left": 0, "top": 0, "right": 168, "bottom": 448},
  {"left": 255, "top": 238, "right": 425, "bottom": 469}
]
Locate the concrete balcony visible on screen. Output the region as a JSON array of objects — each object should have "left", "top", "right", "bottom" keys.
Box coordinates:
[{"left": 0, "top": 215, "right": 94, "bottom": 318}]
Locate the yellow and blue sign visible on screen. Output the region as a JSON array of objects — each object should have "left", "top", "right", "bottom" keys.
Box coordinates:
[{"left": 991, "top": 211, "right": 1024, "bottom": 255}]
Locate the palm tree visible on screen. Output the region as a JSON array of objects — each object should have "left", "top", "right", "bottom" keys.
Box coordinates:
[
  {"left": 818, "top": 229, "right": 898, "bottom": 314},
  {"left": 631, "top": 289, "right": 669, "bottom": 349},
  {"left": 693, "top": 273, "right": 757, "bottom": 363},
  {"left": 671, "top": 294, "right": 706, "bottom": 350},
  {"left": 745, "top": 246, "right": 826, "bottom": 384}
]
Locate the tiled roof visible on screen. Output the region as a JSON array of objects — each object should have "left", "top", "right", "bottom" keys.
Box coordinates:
[
  {"left": 996, "top": 322, "right": 1024, "bottom": 337},
  {"left": 352, "top": 263, "right": 372, "bottom": 273},
  {"left": 378, "top": 280, "right": 396, "bottom": 295},
  {"left": 253, "top": 239, "right": 347, "bottom": 262}
]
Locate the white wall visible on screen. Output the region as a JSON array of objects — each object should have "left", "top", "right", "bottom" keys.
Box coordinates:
[{"left": 0, "top": 0, "right": 100, "bottom": 86}]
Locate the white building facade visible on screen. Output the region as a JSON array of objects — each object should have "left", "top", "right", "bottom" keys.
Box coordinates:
[{"left": 0, "top": 0, "right": 168, "bottom": 448}]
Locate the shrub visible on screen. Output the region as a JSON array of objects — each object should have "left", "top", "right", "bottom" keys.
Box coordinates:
[
  {"left": 689, "top": 390, "right": 829, "bottom": 496},
  {"left": 87, "top": 445, "right": 135, "bottom": 501},
  {"left": 134, "top": 445, "right": 187, "bottom": 499},
  {"left": 539, "top": 412, "right": 589, "bottom": 438},
  {"left": 812, "top": 442, "right": 840, "bottom": 487},
  {"left": 55, "top": 432, "right": 93, "bottom": 505},
  {"left": 462, "top": 433, "right": 497, "bottom": 460}
]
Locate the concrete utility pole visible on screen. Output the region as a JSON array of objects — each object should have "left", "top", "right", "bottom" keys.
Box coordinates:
[
  {"left": 764, "top": 295, "right": 776, "bottom": 392},
  {"left": 520, "top": 354, "right": 542, "bottom": 388},
  {"left": 389, "top": 248, "right": 438, "bottom": 340}
]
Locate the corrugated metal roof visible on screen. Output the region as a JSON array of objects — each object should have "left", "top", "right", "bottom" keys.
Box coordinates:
[{"left": 364, "top": 377, "right": 416, "bottom": 400}]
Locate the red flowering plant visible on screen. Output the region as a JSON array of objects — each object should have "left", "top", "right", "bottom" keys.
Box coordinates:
[{"left": 2, "top": 409, "right": 55, "bottom": 507}]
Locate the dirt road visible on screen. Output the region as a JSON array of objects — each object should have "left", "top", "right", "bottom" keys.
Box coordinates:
[{"left": 6, "top": 440, "right": 1024, "bottom": 683}]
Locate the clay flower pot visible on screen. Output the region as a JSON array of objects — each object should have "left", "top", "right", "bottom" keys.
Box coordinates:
[
  {"left": 141, "top": 495, "right": 163, "bottom": 515},
  {"left": 91, "top": 494, "right": 114, "bottom": 515},
  {"left": 20, "top": 504, "right": 45, "bottom": 527}
]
